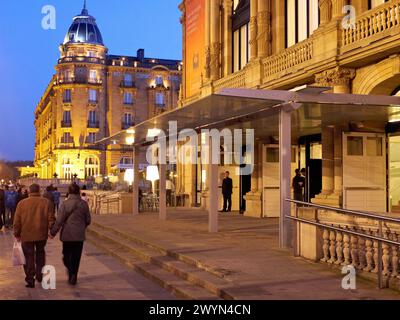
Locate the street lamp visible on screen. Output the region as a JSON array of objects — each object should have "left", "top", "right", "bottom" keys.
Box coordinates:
[{"left": 146, "top": 165, "right": 159, "bottom": 194}]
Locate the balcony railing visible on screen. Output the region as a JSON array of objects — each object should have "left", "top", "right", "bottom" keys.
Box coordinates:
[
  {"left": 58, "top": 56, "right": 106, "bottom": 65},
  {"left": 262, "top": 37, "right": 314, "bottom": 79},
  {"left": 213, "top": 70, "right": 246, "bottom": 92},
  {"left": 61, "top": 121, "right": 72, "bottom": 128},
  {"left": 342, "top": 0, "right": 400, "bottom": 48},
  {"left": 56, "top": 78, "right": 103, "bottom": 86},
  {"left": 87, "top": 121, "right": 100, "bottom": 129}
]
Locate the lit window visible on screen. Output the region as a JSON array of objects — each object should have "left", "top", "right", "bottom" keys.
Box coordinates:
[
  {"left": 88, "top": 51, "right": 97, "bottom": 58},
  {"left": 63, "top": 89, "right": 72, "bottom": 103},
  {"left": 89, "top": 89, "right": 97, "bottom": 103},
  {"left": 155, "top": 93, "right": 165, "bottom": 106},
  {"left": 286, "top": 0, "right": 319, "bottom": 48},
  {"left": 123, "top": 113, "right": 133, "bottom": 126},
  {"left": 124, "top": 92, "right": 134, "bottom": 105},
  {"left": 87, "top": 133, "right": 97, "bottom": 144},
  {"left": 88, "top": 110, "right": 97, "bottom": 124},
  {"left": 62, "top": 132, "right": 73, "bottom": 144},
  {"left": 232, "top": 0, "right": 250, "bottom": 72},
  {"left": 89, "top": 70, "right": 98, "bottom": 83},
  {"left": 124, "top": 74, "right": 133, "bottom": 86},
  {"left": 155, "top": 76, "right": 164, "bottom": 86}
]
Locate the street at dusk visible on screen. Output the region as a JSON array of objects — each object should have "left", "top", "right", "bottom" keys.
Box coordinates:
[{"left": 1, "top": 0, "right": 400, "bottom": 317}]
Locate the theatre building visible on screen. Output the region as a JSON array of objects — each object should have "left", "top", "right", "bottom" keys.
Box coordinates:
[
  {"left": 33, "top": 4, "right": 182, "bottom": 180},
  {"left": 167, "top": 0, "right": 400, "bottom": 220}
]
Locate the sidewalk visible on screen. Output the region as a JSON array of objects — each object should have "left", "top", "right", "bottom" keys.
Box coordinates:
[
  {"left": 91, "top": 209, "right": 400, "bottom": 300},
  {"left": 0, "top": 230, "right": 175, "bottom": 300}
]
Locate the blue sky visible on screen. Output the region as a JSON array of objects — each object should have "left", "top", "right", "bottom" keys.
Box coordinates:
[{"left": 0, "top": 0, "right": 182, "bottom": 161}]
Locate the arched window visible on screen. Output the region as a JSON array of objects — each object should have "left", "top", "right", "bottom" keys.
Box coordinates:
[
  {"left": 286, "top": 0, "right": 319, "bottom": 48},
  {"left": 85, "top": 156, "right": 99, "bottom": 178},
  {"left": 232, "top": 0, "right": 250, "bottom": 72}
]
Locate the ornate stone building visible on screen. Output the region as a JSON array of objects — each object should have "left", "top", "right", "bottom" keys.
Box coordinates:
[
  {"left": 179, "top": 0, "right": 400, "bottom": 216},
  {"left": 34, "top": 4, "right": 182, "bottom": 180}
]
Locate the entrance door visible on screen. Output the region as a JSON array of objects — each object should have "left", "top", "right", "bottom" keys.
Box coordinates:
[
  {"left": 299, "top": 135, "right": 322, "bottom": 202},
  {"left": 343, "top": 132, "right": 386, "bottom": 213},
  {"left": 262, "top": 145, "right": 298, "bottom": 218}
]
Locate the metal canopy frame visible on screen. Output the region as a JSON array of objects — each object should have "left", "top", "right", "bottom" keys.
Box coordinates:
[{"left": 96, "top": 89, "right": 400, "bottom": 248}]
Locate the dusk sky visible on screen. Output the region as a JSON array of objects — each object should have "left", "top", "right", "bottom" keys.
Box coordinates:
[{"left": 0, "top": 0, "right": 182, "bottom": 161}]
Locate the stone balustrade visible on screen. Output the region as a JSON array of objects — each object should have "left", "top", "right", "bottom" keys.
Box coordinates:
[
  {"left": 342, "top": 0, "right": 400, "bottom": 48},
  {"left": 296, "top": 207, "right": 400, "bottom": 288},
  {"left": 262, "top": 37, "right": 314, "bottom": 79},
  {"left": 213, "top": 69, "right": 246, "bottom": 92}
]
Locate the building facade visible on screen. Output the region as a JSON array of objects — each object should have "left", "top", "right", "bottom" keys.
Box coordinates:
[
  {"left": 178, "top": 0, "right": 400, "bottom": 216},
  {"left": 34, "top": 4, "right": 182, "bottom": 180}
]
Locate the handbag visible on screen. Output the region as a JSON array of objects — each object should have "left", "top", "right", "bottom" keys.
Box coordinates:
[{"left": 12, "top": 241, "right": 26, "bottom": 267}]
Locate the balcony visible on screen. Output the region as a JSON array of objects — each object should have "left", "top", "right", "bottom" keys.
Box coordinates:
[
  {"left": 56, "top": 78, "right": 103, "bottom": 86},
  {"left": 61, "top": 121, "right": 72, "bottom": 128},
  {"left": 58, "top": 56, "right": 106, "bottom": 65},
  {"left": 87, "top": 121, "right": 100, "bottom": 129},
  {"left": 122, "top": 122, "right": 134, "bottom": 130}
]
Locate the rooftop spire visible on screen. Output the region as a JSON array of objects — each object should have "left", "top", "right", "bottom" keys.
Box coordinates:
[{"left": 81, "top": 0, "right": 89, "bottom": 15}]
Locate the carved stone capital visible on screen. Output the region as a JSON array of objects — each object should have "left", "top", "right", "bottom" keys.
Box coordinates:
[
  {"left": 318, "top": 0, "right": 332, "bottom": 24},
  {"left": 316, "top": 67, "right": 355, "bottom": 87}
]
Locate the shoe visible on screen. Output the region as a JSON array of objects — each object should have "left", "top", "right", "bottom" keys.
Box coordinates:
[
  {"left": 69, "top": 274, "right": 77, "bottom": 286},
  {"left": 36, "top": 275, "right": 43, "bottom": 283},
  {"left": 25, "top": 283, "right": 35, "bottom": 289},
  {"left": 219, "top": 210, "right": 226, "bottom": 213}
]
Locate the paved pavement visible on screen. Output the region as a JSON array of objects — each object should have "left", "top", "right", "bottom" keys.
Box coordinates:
[
  {"left": 92, "top": 210, "right": 400, "bottom": 300},
  {"left": 0, "top": 229, "right": 175, "bottom": 300}
]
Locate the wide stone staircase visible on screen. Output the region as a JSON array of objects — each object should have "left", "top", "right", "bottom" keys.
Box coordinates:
[{"left": 87, "top": 222, "right": 235, "bottom": 300}]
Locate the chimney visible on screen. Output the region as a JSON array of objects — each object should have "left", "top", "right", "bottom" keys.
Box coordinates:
[{"left": 137, "top": 49, "right": 145, "bottom": 62}]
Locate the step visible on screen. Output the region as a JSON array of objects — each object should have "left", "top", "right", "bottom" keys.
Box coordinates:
[
  {"left": 91, "top": 222, "right": 227, "bottom": 279},
  {"left": 87, "top": 225, "right": 234, "bottom": 299},
  {"left": 86, "top": 233, "right": 220, "bottom": 300}
]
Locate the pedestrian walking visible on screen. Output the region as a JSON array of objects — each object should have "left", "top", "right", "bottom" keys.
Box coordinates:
[
  {"left": 50, "top": 183, "right": 91, "bottom": 286},
  {"left": 43, "top": 185, "right": 55, "bottom": 206},
  {"left": 13, "top": 184, "right": 55, "bottom": 288},
  {"left": 53, "top": 187, "right": 61, "bottom": 213},
  {"left": 5, "top": 186, "right": 18, "bottom": 228},
  {"left": 221, "top": 171, "right": 233, "bottom": 213}
]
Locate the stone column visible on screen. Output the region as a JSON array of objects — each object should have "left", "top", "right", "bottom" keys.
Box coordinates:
[
  {"left": 210, "top": 0, "right": 221, "bottom": 80},
  {"left": 331, "top": 0, "right": 348, "bottom": 19},
  {"left": 179, "top": 2, "right": 186, "bottom": 101},
  {"left": 319, "top": 0, "right": 332, "bottom": 25},
  {"left": 331, "top": 67, "right": 356, "bottom": 94},
  {"left": 205, "top": 0, "right": 211, "bottom": 80},
  {"left": 321, "top": 126, "right": 334, "bottom": 195},
  {"left": 208, "top": 137, "right": 219, "bottom": 233},
  {"left": 257, "top": 0, "right": 271, "bottom": 58},
  {"left": 132, "top": 146, "right": 140, "bottom": 216},
  {"left": 159, "top": 163, "right": 167, "bottom": 220},
  {"left": 249, "top": 0, "right": 258, "bottom": 60},
  {"left": 223, "top": 0, "right": 233, "bottom": 76},
  {"left": 334, "top": 126, "right": 344, "bottom": 197}
]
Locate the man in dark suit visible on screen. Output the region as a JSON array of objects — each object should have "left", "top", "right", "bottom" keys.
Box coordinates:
[{"left": 221, "top": 171, "right": 233, "bottom": 212}]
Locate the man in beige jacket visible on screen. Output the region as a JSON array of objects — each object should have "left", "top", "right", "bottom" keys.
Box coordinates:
[{"left": 13, "top": 184, "right": 55, "bottom": 288}]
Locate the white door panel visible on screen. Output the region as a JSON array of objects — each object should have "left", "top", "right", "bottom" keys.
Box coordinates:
[{"left": 343, "top": 132, "right": 386, "bottom": 213}]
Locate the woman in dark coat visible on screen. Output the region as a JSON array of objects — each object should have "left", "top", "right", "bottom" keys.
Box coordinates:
[{"left": 50, "top": 183, "right": 91, "bottom": 286}]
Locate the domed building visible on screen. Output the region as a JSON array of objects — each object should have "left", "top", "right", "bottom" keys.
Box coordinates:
[{"left": 33, "top": 2, "right": 182, "bottom": 180}]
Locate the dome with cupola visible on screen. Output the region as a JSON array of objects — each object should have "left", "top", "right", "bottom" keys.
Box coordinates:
[{"left": 63, "top": 1, "right": 104, "bottom": 46}]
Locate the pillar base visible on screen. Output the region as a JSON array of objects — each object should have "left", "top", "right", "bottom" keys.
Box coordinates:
[
  {"left": 244, "top": 191, "right": 262, "bottom": 218},
  {"left": 312, "top": 192, "right": 343, "bottom": 207}
]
